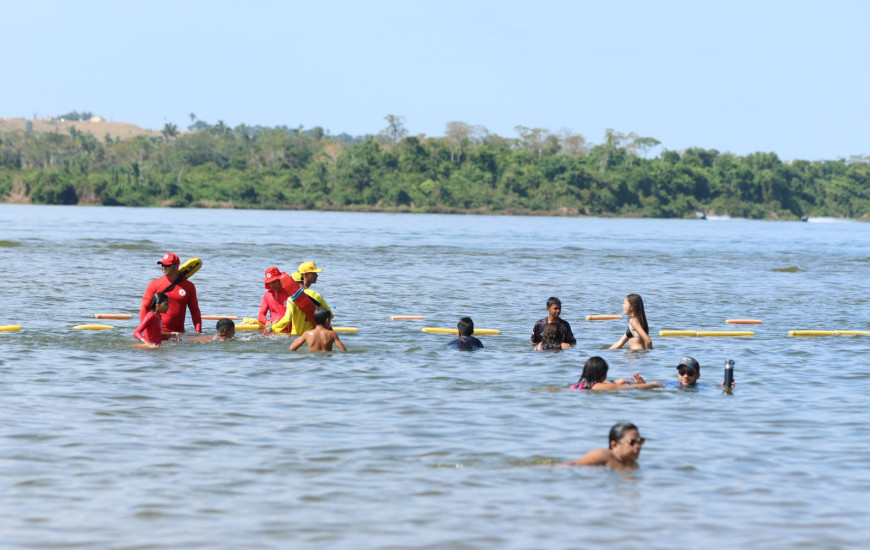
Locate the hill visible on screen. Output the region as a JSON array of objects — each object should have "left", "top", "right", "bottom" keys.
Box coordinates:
[{"left": 0, "top": 117, "right": 163, "bottom": 143}]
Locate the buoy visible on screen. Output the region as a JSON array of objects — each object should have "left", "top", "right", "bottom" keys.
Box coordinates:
[
  {"left": 94, "top": 314, "right": 132, "bottom": 320},
  {"left": 422, "top": 327, "right": 501, "bottom": 335},
  {"left": 391, "top": 315, "right": 423, "bottom": 320},
  {"left": 333, "top": 327, "right": 358, "bottom": 333},
  {"left": 74, "top": 324, "right": 115, "bottom": 330},
  {"left": 788, "top": 330, "right": 870, "bottom": 337},
  {"left": 1, "top": 325, "right": 22, "bottom": 332},
  {"left": 660, "top": 330, "right": 754, "bottom": 337},
  {"left": 726, "top": 319, "right": 762, "bottom": 325},
  {"left": 585, "top": 315, "right": 623, "bottom": 321},
  {"left": 202, "top": 315, "right": 239, "bottom": 320}
]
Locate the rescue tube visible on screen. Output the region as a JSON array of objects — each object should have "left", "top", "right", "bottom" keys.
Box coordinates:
[
  {"left": 279, "top": 274, "right": 317, "bottom": 327},
  {"left": 788, "top": 330, "right": 870, "bottom": 337},
  {"left": 333, "top": 327, "right": 358, "bottom": 333},
  {"left": 94, "top": 314, "right": 132, "bottom": 320},
  {"left": 202, "top": 315, "right": 239, "bottom": 320},
  {"left": 585, "top": 315, "right": 623, "bottom": 321},
  {"left": 391, "top": 315, "right": 423, "bottom": 320},
  {"left": 235, "top": 323, "right": 263, "bottom": 331},
  {"left": 726, "top": 319, "right": 762, "bottom": 325},
  {"left": 179, "top": 257, "right": 202, "bottom": 279},
  {"left": 1, "top": 325, "right": 22, "bottom": 332},
  {"left": 74, "top": 324, "right": 115, "bottom": 330},
  {"left": 422, "top": 327, "right": 501, "bottom": 335},
  {"left": 660, "top": 330, "right": 754, "bottom": 337}
]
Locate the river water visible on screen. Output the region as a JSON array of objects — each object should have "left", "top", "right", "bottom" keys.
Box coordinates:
[{"left": 1, "top": 205, "right": 869, "bottom": 549}]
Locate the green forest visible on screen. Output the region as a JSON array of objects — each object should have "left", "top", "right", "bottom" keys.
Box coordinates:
[{"left": 1, "top": 115, "right": 869, "bottom": 220}]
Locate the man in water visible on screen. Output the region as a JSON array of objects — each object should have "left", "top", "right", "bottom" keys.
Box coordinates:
[
  {"left": 272, "top": 261, "right": 333, "bottom": 335},
  {"left": 566, "top": 422, "right": 645, "bottom": 471},
  {"left": 446, "top": 316, "right": 484, "bottom": 351},
  {"left": 139, "top": 252, "right": 202, "bottom": 334},
  {"left": 530, "top": 297, "right": 576, "bottom": 347}
]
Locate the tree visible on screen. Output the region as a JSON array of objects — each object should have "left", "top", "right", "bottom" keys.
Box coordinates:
[
  {"left": 380, "top": 114, "right": 407, "bottom": 147},
  {"left": 599, "top": 128, "right": 626, "bottom": 173},
  {"left": 162, "top": 123, "right": 179, "bottom": 142},
  {"left": 445, "top": 121, "right": 475, "bottom": 164},
  {"left": 624, "top": 133, "right": 661, "bottom": 167}
]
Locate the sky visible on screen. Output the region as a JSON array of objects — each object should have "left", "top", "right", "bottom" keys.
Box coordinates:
[{"left": 1, "top": 0, "right": 868, "bottom": 161}]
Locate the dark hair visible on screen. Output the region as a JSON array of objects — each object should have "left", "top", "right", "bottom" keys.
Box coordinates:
[
  {"left": 149, "top": 292, "right": 169, "bottom": 312},
  {"left": 578, "top": 356, "right": 609, "bottom": 388},
  {"left": 216, "top": 318, "right": 235, "bottom": 332},
  {"left": 539, "top": 322, "right": 565, "bottom": 351},
  {"left": 626, "top": 294, "right": 649, "bottom": 335},
  {"left": 457, "top": 316, "right": 474, "bottom": 337},
  {"left": 313, "top": 307, "right": 330, "bottom": 326},
  {"left": 546, "top": 297, "right": 562, "bottom": 308},
  {"left": 608, "top": 421, "right": 639, "bottom": 446}
]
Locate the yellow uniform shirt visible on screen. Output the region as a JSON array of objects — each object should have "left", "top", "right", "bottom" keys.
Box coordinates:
[{"left": 271, "top": 289, "right": 332, "bottom": 335}]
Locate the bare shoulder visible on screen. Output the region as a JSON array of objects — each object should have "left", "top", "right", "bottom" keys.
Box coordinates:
[{"left": 567, "top": 448, "right": 611, "bottom": 466}]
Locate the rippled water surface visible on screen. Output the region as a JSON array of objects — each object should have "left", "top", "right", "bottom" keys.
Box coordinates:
[{"left": 1, "top": 205, "right": 869, "bottom": 549}]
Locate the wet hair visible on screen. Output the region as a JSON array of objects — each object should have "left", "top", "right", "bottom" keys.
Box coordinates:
[
  {"left": 216, "top": 318, "right": 235, "bottom": 333},
  {"left": 577, "top": 356, "right": 609, "bottom": 388},
  {"left": 313, "top": 307, "right": 330, "bottom": 326},
  {"left": 149, "top": 292, "right": 169, "bottom": 312},
  {"left": 539, "top": 322, "right": 565, "bottom": 351},
  {"left": 626, "top": 294, "right": 649, "bottom": 335},
  {"left": 546, "top": 297, "right": 562, "bottom": 308},
  {"left": 457, "top": 316, "right": 474, "bottom": 337},
  {"left": 609, "top": 421, "right": 639, "bottom": 447}
]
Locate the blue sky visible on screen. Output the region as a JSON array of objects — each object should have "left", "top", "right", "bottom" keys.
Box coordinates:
[{"left": 1, "top": 0, "right": 867, "bottom": 161}]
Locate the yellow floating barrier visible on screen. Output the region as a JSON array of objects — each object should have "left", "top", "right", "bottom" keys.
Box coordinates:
[
  {"left": 391, "top": 315, "right": 423, "bottom": 320},
  {"left": 726, "top": 319, "right": 762, "bottom": 325},
  {"left": 94, "top": 314, "right": 132, "bottom": 320},
  {"left": 235, "top": 323, "right": 263, "bottom": 331},
  {"left": 586, "top": 315, "right": 623, "bottom": 321},
  {"left": 1, "top": 325, "right": 22, "bottom": 332},
  {"left": 422, "top": 327, "right": 501, "bottom": 335},
  {"left": 660, "top": 330, "right": 754, "bottom": 337},
  {"left": 74, "top": 324, "right": 115, "bottom": 330},
  {"left": 788, "top": 330, "right": 870, "bottom": 337},
  {"left": 333, "top": 327, "right": 358, "bottom": 333},
  {"left": 202, "top": 315, "right": 239, "bottom": 320}
]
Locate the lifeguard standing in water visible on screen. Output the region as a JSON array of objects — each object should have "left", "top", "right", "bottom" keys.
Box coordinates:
[
  {"left": 140, "top": 252, "right": 202, "bottom": 334},
  {"left": 258, "top": 266, "right": 290, "bottom": 332}
]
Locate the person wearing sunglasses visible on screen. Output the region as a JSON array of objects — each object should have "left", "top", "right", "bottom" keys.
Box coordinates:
[
  {"left": 566, "top": 422, "right": 645, "bottom": 471},
  {"left": 635, "top": 357, "right": 735, "bottom": 388}
]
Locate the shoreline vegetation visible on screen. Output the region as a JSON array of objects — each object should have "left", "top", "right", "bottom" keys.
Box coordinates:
[{"left": 1, "top": 114, "right": 868, "bottom": 220}]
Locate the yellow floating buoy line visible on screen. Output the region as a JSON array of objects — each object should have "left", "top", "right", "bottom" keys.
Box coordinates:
[
  {"left": 726, "top": 319, "right": 762, "bottom": 325},
  {"left": 94, "top": 314, "right": 131, "bottom": 320},
  {"left": 73, "top": 324, "right": 115, "bottom": 330},
  {"left": 1, "top": 325, "right": 22, "bottom": 332},
  {"left": 391, "top": 315, "right": 423, "bottom": 320},
  {"left": 422, "top": 327, "right": 501, "bottom": 335},
  {"left": 585, "top": 315, "right": 623, "bottom": 321},
  {"left": 659, "top": 330, "right": 754, "bottom": 337},
  {"left": 788, "top": 330, "right": 870, "bottom": 337}
]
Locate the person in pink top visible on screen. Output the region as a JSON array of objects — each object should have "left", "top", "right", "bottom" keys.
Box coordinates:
[
  {"left": 139, "top": 252, "right": 202, "bottom": 333},
  {"left": 133, "top": 293, "right": 179, "bottom": 347},
  {"left": 258, "top": 266, "right": 290, "bottom": 332}
]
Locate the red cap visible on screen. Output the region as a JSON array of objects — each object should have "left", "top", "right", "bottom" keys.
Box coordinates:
[
  {"left": 158, "top": 253, "right": 180, "bottom": 266},
  {"left": 264, "top": 266, "right": 284, "bottom": 287}
]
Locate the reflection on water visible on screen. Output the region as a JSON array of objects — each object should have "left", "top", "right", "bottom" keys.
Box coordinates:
[{"left": 1, "top": 205, "right": 870, "bottom": 549}]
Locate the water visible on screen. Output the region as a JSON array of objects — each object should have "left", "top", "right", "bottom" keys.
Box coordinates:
[{"left": 1, "top": 205, "right": 869, "bottom": 549}]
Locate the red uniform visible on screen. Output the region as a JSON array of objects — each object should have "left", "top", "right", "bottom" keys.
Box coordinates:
[
  {"left": 133, "top": 311, "right": 168, "bottom": 345},
  {"left": 140, "top": 276, "right": 202, "bottom": 333},
  {"left": 258, "top": 288, "right": 290, "bottom": 332}
]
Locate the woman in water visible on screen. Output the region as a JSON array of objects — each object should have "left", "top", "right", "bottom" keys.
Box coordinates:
[
  {"left": 609, "top": 293, "right": 652, "bottom": 350},
  {"left": 535, "top": 322, "right": 570, "bottom": 350},
  {"left": 571, "top": 356, "right": 662, "bottom": 390},
  {"left": 133, "top": 292, "right": 178, "bottom": 347},
  {"left": 566, "top": 421, "right": 645, "bottom": 471}
]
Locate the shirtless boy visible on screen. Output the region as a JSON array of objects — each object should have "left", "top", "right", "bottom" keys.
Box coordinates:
[{"left": 289, "top": 307, "right": 347, "bottom": 352}]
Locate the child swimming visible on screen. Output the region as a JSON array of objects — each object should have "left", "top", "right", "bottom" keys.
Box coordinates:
[{"left": 571, "top": 356, "right": 662, "bottom": 390}]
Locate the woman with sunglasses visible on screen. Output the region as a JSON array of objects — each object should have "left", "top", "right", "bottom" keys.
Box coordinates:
[{"left": 566, "top": 422, "right": 645, "bottom": 471}]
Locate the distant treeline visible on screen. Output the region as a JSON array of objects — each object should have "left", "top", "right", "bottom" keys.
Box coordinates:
[{"left": 1, "top": 116, "right": 868, "bottom": 219}]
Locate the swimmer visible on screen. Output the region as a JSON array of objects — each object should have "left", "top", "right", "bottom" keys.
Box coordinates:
[
  {"left": 289, "top": 307, "right": 346, "bottom": 352},
  {"left": 530, "top": 297, "right": 577, "bottom": 347},
  {"left": 609, "top": 294, "right": 652, "bottom": 350},
  {"left": 634, "top": 357, "right": 735, "bottom": 388},
  {"left": 446, "top": 316, "right": 484, "bottom": 351},
  {"left": 214, "top": 318, "right": 235, "bottom": 341},
  {"left": 571, "top": 356, "right": 662, "bottom": 390},
  {"left": 133, "top": 292, "right": 179, "bottom": 347},
  {"left": 535, "top": 322, "right": 570, "bottom": 350},
  {"left": 565, "top": 421, "right": 645, "bottom": 471}
]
